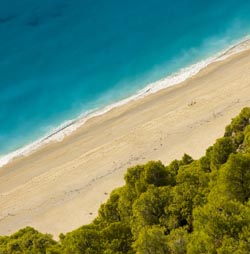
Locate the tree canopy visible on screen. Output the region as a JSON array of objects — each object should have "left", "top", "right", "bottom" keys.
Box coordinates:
[{"left": 1, "top": 107, "right": 250, "bottom": 253}]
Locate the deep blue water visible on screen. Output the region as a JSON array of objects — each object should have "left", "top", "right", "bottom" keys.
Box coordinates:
[{"left": 0, "top": 0, "right": 250, "bottom": 155}]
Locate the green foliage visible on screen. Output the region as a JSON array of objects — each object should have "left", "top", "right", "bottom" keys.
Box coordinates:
[
  {"left": 166, "top": 228, "right": 188, "bottom": 254},
  {"left": 167, "top": 160, "right": 180, "bottom": 176},
  {"left": 98, "top": 188, "right": 122, "bottom": 224},
  {"left": 225, "top": 107, "right": 250, "bottom": 136},
  {"left": 188, "top": 200, "right": 250, "bottom": 254},
  {"left": 132, "top": 186, "right": 171, "bottom": 237},
  {"left": 179, "top": 154, "right": 193, "bottom": 166},
  {"left": 0, "top": 227, "right": 57, "bottom": 254},
  {"left": 132, "top": 226, "right": 169, "bottom": 254},
  {"left": 211, "top": 137, "right": 235, "bottom": 170},
  {"left": 143, "top": 161, "right": 173, "bottom": 187},
  {"left": 167, "top": 161, "right": 210, "bottom": 231},
  {"left": 124, "top": 164, "right": 146, "bottom": 196},
  {"left": 1, "top": 107, "right": 250, "bottom": 254},
  {"left": 219, "top": 153, "right": 250, "bottom": 203},
  {"left": 60, "top": 225, "right": 102, "bottom": 254},
  {"left": 101, "top": 222, "right": 133, "bottom": 254},
  {"left": 243, "top": 125, "right": 250, "bottom": 152}
]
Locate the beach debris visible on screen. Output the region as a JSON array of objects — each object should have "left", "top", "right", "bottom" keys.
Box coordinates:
[{"left": 188, "top": 100, "right": 197, "bottom": 106}]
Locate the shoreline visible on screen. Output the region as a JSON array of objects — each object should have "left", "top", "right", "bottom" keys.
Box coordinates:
[
  {"left": 0, "top": 44, "right": 250, "bottom": 237},
  {"left": 1, "top": 36, "right": 250, "bottom": 168}
]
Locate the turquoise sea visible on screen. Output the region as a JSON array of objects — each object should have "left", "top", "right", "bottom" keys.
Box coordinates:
[{"left": 0, "top": 0, "right": 250, "bottom": 161}]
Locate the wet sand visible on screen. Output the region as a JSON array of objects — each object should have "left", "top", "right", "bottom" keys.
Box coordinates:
[{"left": 0, "top": 49, "right": 250, "bottom": 238}]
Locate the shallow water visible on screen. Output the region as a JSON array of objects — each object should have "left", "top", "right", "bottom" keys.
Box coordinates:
[{"left": 0, "top": 0, "right": 250, "bottom": 155}]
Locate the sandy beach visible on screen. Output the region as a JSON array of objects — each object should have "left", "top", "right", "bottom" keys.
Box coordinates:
[{"left": 0, "top": 47, "right": 250, "bottom": 238}]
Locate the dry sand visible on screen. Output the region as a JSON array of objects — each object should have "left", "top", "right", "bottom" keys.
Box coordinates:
[{"left": 0, "top": 49, "right": 250, "bottom": 238}]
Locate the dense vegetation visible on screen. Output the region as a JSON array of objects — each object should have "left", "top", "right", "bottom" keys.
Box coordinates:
[{"left": 1, "top": 107, "right": 250, "bottom": 254}]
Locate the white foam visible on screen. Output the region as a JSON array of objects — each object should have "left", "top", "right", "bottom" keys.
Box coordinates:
[{"left": 0, "top": 36, "right": 250, "bottom": 168}]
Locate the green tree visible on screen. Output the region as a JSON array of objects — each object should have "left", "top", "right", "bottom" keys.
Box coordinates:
[
  {"left": 0, "top": 227, "right": 57, "bottom": 254},
  {"left": 225, "top": 107, "right": 250, "bottom": 136},
  {"left": 60, "top": 225, "right": 102, "bottom": 254},
  {"left": 188, "top": 200, "right": 250, "bottom": 253},
  {"left": 98, "top": 188, "right": 122, "bottom": 224},
  {"left": 1, "top": 107, "right": 250, "bottom": 254},
  {"left": 143, "top": 161, "right": 173, "bottom": 187},
  {"left": 101, "top": 222, "right": 134, "bottom": 254},
  {"left": 133, "top": 226, "right": 169, "bottom": 254},
  {"left": 168, "top": 161, "right": 209, "bottom": 230},
  {"left": 166, "top": 227, "right": 188, "bottom": 254},
  {"left": 211, "top": 137, "right": 235, "bottom": 170},
  {"left": 132, "top": 186, "right": 171, "bottom": 237},
  {"left": 219, "top": 153, "right": 250, "bottom": 203},
  {"left": 243, "top": 125, "right": 250, "bottom": 152}
]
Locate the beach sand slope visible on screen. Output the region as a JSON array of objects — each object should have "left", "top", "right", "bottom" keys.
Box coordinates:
[{"left": 0, "top": 49, "right": 250, "bottom": 238}]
